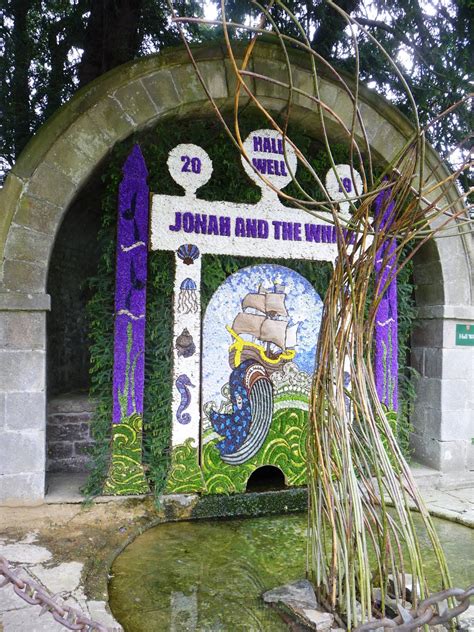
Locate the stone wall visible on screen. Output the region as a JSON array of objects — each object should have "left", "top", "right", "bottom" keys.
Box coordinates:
[
  {"left": 0, "top": 297, "right": 48, "bottom": 503},
  {"left": 0, "top": 43, "right": 472, "bottom": 504},
  {"left": 47, "top": 394, "right": 96, "bottom": 473}
]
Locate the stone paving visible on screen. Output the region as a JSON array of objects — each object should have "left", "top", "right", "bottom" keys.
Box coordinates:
[
  {"left": 0, "top": 532, "right": 121, "bottom": 631},
  {"left": 0, "top": 473, "right": 473, "bottom": 631}
]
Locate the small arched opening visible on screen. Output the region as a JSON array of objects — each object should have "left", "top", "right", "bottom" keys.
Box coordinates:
[{"left": 246, "top": 466, "right": 286, "bottom": 493}]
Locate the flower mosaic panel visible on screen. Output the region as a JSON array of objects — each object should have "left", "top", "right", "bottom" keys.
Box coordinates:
[
  {"left": 103, "top": 132, "right": 397, "bottom": 496},
  {"left": 199, "top": 264, "right": 323, "bottom": 493}
]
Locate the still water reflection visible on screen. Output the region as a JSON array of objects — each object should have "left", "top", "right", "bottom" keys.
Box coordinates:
[{"left": 109, "top": 513, "right": 473, "bottom": 631}]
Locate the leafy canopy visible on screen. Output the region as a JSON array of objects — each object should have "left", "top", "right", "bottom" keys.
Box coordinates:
[{"left": 1, "top": 0, "right": 471, "bottom": 185}]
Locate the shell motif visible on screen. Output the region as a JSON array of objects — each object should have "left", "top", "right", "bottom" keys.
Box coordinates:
[
  {"left": 177, "top": 244, "right": 200, "bottom": 265},
  {"left": 176, "top": 328, "right": 196, "bottom": 358}
]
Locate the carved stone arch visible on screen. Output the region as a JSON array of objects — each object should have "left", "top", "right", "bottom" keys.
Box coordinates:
[{"left": 0, "top": 42, "right": 472, "bottom": 503}]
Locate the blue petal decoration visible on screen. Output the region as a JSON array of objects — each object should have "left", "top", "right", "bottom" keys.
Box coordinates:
[
  {"left": 180, "top": 278, "right": 197, "bottom": 291},
  {"left": 177, "top": 244, "right": 200, "bottom": 265}
]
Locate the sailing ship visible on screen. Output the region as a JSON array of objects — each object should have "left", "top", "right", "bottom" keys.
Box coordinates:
[
  {"left": 210, "top": 281, "right": 300, "bottom": 465},
  {"left": 227, "top": 282, "right": 299, "bottom": 375}
]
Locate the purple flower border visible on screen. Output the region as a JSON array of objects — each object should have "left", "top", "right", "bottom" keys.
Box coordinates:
[
  {"left": 374, "top": 188, "right": 399, "bottom": 411},
  {"left": 112, "top": 144, "right": 149, "bottom": 424}
]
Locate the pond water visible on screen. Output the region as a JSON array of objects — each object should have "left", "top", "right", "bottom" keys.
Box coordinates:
[{"left": 109, "top": 512, "right": 474, "bottom": 631}]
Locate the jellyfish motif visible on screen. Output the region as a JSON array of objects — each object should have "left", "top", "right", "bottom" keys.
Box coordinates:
[
  {"left": 177, "top": 244, "right": 200, "bottom": 265},
  {"left": 178, "top": 278, "right": 199, "bottom": 314}
]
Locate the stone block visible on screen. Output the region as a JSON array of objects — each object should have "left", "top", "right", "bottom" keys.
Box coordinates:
[
  {"left": 0, "top": 292, "right": 50, "bottom": 311},
  {"left": 441, "top": 253, "right": 470, "bottom": 282},
  {"left": 2, "top": 259, "right": 47, "bottom": 293},
  {"left": 113, "top": 80, "right": 159, "bottom": 127},
  {"left": 410, "top": 348, "right": 424, "bottom": 375},
  {"left": 48, "top": 422, "right": 90, "bottom": 442},
  {"left": 30, "top": 561, "right": 83, "bottom": 595},
  {"left": 438, "top": 439, "right": 468, "bottom": 473},
  {"left": 224, "top": 57, "right": 255, "bottom": 99},
  {"left": 357, "top": 101, "right": 385, "bottom": 145},
  {"left": 0, "top": 431, "right": 45, "bottom": 475},
  {"left": 0, "top": 605, "right": 65, "bottom": 630},
  {"left": 413, "top": 260, "right": 443, "bottom": 285},
  {"left": 5, "top": 392, "right": 46, "bottom": 431},
  {"left": 0, "top": 472, "right": 45, "bottom": 505},
  {"left": 410, "top": 432, "right": 440, "bottom": 470},
  {"left": 444, "top": 276, "right": 472, "bottom": 307},
  {"left": 48, "top": 412, "right": 92, "bottom": 425},
  {"left": 411, "top": 404, "right": 427, "bottom": 434},
  {"left": 411, "top": 319, "right": 443, "bottom": 348},
  {"left": 47, "top": 442, "right": 73, "bottom": 459},
  {"left": 47, "top": 394, "right": 96, "bottom": 414},
  {"left": 413, "top": 377, "right": 442, "bottom": 410},
  {"left": 0, "top": 350, "right": 45, "bottom": 391},
  {"left": 170, "top": 63, "right": 212, "bottom": 106},
  {"left": 44, "top": 135, "right": 95, "bottom": 186},
  {"left": 0, "top": 576, "right": 30, "bottom": 611},
  {"left": 87, "top": 600, "right": 123, "bottom": 630},
  {"left": 14, "top": 194, "right": 63, "bottom": 236},
  {"left": 63, "top": 113, "right": 112, "bottom": 162},
  {"left": 412, "top": 405, "right": 441, "bottom": 438},
  {"left": 47, "top": 456, "right": 89, "bottom": 473},
  {"left": 253, "top": 58, "right": 291, "bottom": 101},
  {"left": 87, "top": 98, "right": 135, "bottom": 143},
  {"left": 442, "top": 378, "right": 472, "bottom": 411},
  {"left": 414, "top": 281, "right": 444, "bottom": 307},
  {"left": 318, "top": 80, "right": 339, "bottom": 112},
  {"left": 26, "top": 162, "right": 76, "bottom": 209},
  {"left": 439, "top": 410, "right": 473, "bottom": 441},
  {"left": 0, "top": 393, "right": 5, "bottom": 428},
  {"left": 441, "top": 347, "right": 474, "bottom": 380},
  {"left": 5, "top": 224, "right": 55, "bottom": 265},
  {"left": 141, "top": 69, "right": 181, "bottom": 115},
  {"left": 0, "top": 312, "right": 45, "bottom": 350},
  {"left": 74, "top": 441, "right": 94, "bottom": 456},
  {"left": 0, "top": 174, "right": 24, "bottom": 256},
  {"left": 370, "top": 121, "right": 406, "bottom": 164},
  {"left": 467, "top": 443, "right": 474, "bottom": 471},
  {"left": 421, "top": 348, "right": 442, "bottom": 379}
]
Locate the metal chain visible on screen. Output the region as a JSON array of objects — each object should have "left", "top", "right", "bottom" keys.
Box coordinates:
[
  {"left": 355, "top": 585, "right": 474, "bottom": 631},
  {"left": 0, "top": 555, "right": 120, "bottom": 632},
  {"left": 2, "top": 551, "right": 472, "bottom": 631}
]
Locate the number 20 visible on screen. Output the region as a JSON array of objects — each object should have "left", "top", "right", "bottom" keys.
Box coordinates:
[{"left": 181, "top": 155, "right": 202, "bottom": 174}]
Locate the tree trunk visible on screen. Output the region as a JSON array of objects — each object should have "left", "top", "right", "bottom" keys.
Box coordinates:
[
  {"left": 78, "top": 0, "right": 144, "bottom": 87},
  {"left": 11, "top": 0, "right": 33, "bottom": 157}
]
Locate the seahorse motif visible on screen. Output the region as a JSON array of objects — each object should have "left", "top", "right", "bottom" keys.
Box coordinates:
[{"left": 175, "top": 374, "right": 195, "bottom": 424}]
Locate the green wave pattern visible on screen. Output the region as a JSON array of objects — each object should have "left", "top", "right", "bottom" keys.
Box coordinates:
[
  {"left": 202, "top": 408, "right": 308, "bottom": 494},
  {"left": 103, "top": 413, "right": 149, "bottom": 495},
  {"left": 165, "top": 438, "right": 206, "bottom": 493}
]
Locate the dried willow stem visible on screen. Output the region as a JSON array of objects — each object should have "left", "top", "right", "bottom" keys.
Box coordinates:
[{"left": 169, "top": 1, "right": 472, "bottom": 627}]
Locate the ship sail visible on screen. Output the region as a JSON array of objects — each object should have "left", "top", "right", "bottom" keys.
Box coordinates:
[
  {"left": 233, "top": 313, "right": 266, "bottom": 338},
  {"left": 242, "top": 293, "right": 267, "bottom": 314},
  {"left": 285, "top": 323, "right": 299, "bottom": 348},
  {"left": 242, "top": 291, "right": 287, "bottom": 317},
  {"left": 265, "top": 293, "right": 287, "bottom": 316},
  {"left": 260, "top": 319, "right": 287, "bottom": 350}
]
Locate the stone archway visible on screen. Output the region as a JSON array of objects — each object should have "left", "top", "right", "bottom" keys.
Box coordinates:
[{"left": 0, "top": 42, "right": 472, "bottom": 503}]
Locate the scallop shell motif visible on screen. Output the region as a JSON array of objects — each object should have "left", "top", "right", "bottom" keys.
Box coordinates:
[{"left": 177, "top": 244, "right": 200, "bottom": 265}]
